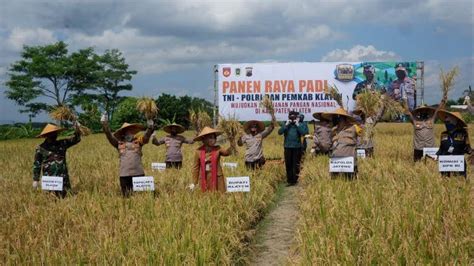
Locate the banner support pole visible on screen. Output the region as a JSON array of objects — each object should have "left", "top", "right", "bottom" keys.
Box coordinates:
[{"left": 213, "top": 65, "right": 218, "bottom": 127}]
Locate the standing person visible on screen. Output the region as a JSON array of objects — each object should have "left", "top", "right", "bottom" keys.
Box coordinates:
[
  {"left": 352, "top": 65, "right": 385, "bottom": 100},
  {"left": 352, "top": 102, "right": 385, "bottom": 158},
  {"left": 389, "top": 64, "right": 416, "bottom": 111},
  {"left": 436, "top": 110, "right": 471, "bottom": 178},
  {"left": 33, "top": 122, "right": 81, "bottom": 198},
  {"left": 322, "top": 108, "right": 362, "bottom": 179},
  {"left": 101, "top": 114, "right": 154, "bottom": 197},
  {"left": 404, "top": 94, "right": 446, "bottom": 162},
  {"left": 299, "top": 114, "right": 309, "bottom": 156},
  {"left": 311, "top": 112, "right": 333, "bottom": 156},
  {"left": 151, "top": 123, "right": 194, "bottom": 169},
  {"left": 237, "top": 114, "right": 275, "bottom": 170},
  {"left": 278, "top": 111, "right": 309, "bottom": 186},
  {"left": 190, "top": 127, "right": 235, "bottom": 192},
  {"left": 464, "top": 95, "right": 473, "bottom": 114}
]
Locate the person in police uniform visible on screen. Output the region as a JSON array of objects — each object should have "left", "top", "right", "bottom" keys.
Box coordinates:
[
  {"left": 436, "top": 110, "right": 471, "bottom": 178},
  {"left": 151, "top": 123, "right": 194, "bottom": 169},
  {"left": 238, "top": 113, "right": 275, "bottom": 170},
  {"left": 404, "top": 92, "right": 446, "bottom": 162},
  {"left": 101, "top": 114, "right": 154, "bottom": 197},
  {"left": 309, "top": 112, "right": 333, "bottom": 156},
  {"left": 322, "top": 108, "right": 363, "bottom": 179},
  {"left": 389, "top": 64, "right": 416, "bottom": 111},
  {"left": 352, "top": 65, "right": 385, "bottom": 100}
]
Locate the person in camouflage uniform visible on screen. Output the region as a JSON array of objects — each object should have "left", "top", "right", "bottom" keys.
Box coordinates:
[
  {"left": 33, "top": 123, "right": 81, "bottom": 198},
  {"left": 352, "top": 65, "right": 386, "bottom": 100}
]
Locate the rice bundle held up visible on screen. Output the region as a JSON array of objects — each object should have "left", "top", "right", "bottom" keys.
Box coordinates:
[{"left": 137, "top": 97, "right": 159, "bottom": 120}]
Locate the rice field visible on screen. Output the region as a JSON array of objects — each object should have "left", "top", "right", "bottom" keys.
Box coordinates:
[
  {"left": 0, "top": 123, "right": 472, "bottom": 264},
  {"left": 0, "top": 130, "right": 284, "bottom": 264},
  {"left": 295, "top": 123, "right": 473, "bottom": 264}
]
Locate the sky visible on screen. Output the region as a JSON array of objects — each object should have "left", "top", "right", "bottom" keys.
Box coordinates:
[{"left": 0, "top": 0, "right": 472, "bottom": 123}]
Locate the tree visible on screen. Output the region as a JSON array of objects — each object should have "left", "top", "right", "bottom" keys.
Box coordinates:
[
  {"left": 155, "top": 94, "right": 214, "bottom": 128},
  {"left": 73, "top": 49, "right": 136, "bottom": 121},
  {"left": 5, "top": 41, "right": 99, "bottom": 117},
  {"left": 110, "top": 97, "right": 142, "bottom": 129}
]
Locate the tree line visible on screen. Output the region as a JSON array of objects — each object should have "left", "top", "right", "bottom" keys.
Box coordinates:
[{"left": 3, "top": 41, "right": 213, "bottom": 134}]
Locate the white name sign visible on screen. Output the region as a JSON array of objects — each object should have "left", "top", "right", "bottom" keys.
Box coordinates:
[
  {"left": 438, "top": 155, "right": 465, "bottom": 172},
  {"left": 132, "top": 176, "right": 155, "bottom": 191},
  {"left": 329, "top": 157, "right": 354, "bottom": 173},
  {"left": 226, "top": 176, "right": 250, "bottom": 192},
  {"left": 356, "top": 149, "right": 366, "bottom": 158},
  {"left": 41, "top": 176, "right": 64, "bottom": 191},
  {"left": 223, "top": 162, "right": 238, "bottom": 169},
  {"left": 423, "top": 147, "right": 439, "bottom": 159},
  {"left": 151, "top": 162, "right": 166, "bottom": 172}
]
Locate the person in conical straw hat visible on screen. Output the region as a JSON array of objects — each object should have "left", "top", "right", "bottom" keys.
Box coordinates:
[
  {"left": 32, "top": 122, "right": 81, "bottom": 198},
  {"left": 403, "top": 92, "right": 446, "bottom": 162},
  {"left": 151, "top": 123, "right": 194, "bottom": 169},
  {"left": 436, "top": 110, "right": 472, "bottom": 178},
  {"left": 237, "top": 112, "right": 276, "bottom": 170},
  {"left": 101, "top": 113, "right": 154, "bottom": 197},
  {"left": 189, "top": 126, "right": 235, "bottom": 192},
  {"left": 322, "top": 107, "right": 362, "bottom": 179},
  {"left": 309, "top": 112, "right": 333, "bottom": 156},
  {"left": 278, "top": 110, "right": 309, "bottom": 186}
]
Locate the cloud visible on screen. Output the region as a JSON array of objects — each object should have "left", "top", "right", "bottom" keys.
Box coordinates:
[
  {"left": 6, "top": 27, "right": 57, "bottom": 51},
  {"left": 321, "top": 45, "right": 401, "bottom": 62},
  {"left": 68, "top": 25, "right": 338, "bottom": 74}
]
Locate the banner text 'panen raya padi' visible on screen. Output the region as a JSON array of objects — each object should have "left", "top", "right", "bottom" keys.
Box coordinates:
[{"left": 216, "top": 62, "right": 418, "bottom": 121}]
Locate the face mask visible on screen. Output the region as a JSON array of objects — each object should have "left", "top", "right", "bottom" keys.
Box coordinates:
[
  {"left": 332, "top": 116, "right": 340, "bottom": 125},
  {"left": 445, "top": 123, "right": 455, "bottom": 132},
  {"left": 124, "top": 134, "right": 134, "bottom": 142}
]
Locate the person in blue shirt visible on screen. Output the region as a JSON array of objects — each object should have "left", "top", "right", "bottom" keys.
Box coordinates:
[{"left": 278, "top": 111, "right": 309, "bottom": 186}]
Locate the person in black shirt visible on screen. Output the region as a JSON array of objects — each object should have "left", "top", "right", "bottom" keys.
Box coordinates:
[{"left": 436, "top": 110, "right": 471, "bottom": 178}]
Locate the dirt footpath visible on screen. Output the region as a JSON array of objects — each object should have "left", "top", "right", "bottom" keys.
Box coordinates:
[{"left": 250, "top": 185, "right": 301, "bottom": 265}]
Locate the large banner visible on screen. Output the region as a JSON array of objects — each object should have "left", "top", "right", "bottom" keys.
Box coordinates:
[{"left": 217, "top": 62, "right": 418, "bottom": 121}]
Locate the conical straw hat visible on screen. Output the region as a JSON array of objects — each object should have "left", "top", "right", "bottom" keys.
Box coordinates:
[
  {"left": 194, "top": 126, "right": 222, "bottom": 141},
  {"left": 321, "top": 108, "right": 355, "bottom": 122},
  {"left": 243, "top": 120, "right": 265, "bottom": 134},
  {"left": 413, "top": 106, "right": 436, "bottom": 116},
  {"left": 37, "top": 124, "right": 66, "bottom": 138},
  {"left": 113, "top": 123, "right": 145, "bottom": 139},
  {"left": 163, "top": 123, "right": 185, "bottom": 134},
  {"left": 437, "top": 110, "right": 467, "bottom": 127}
]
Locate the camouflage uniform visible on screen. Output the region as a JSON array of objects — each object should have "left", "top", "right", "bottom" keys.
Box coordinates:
[
  {"left": 352, "top": 80, "right": 385, "bottom": 100},
  {"left": 33, "top": 132, "right": 81, "bottom": 197}
]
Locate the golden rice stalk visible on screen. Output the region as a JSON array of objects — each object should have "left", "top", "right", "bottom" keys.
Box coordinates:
[
  {"left": 78, "top": 125, "right": 92, "bottom": 136},
  {"left": 439, "top": 66, "right": 459, "bottom": 100},
  {"left": 217, "top": 115, "right": 241, "bottom": 153},
  {"left": 136, "top": 97, "right": 158, "bottom": 120},
  {"left": 189, "top": 109, "right": 212, "bottom": 134},
  {"left": 49, "top": 105, "right": 76, "bottom": 122},
  {"left": 355, "top": 91, "right": 382, "bottom": 117},
  {"left": 134, "top": 131, "right": 145, "bottom": 143},
  {"left": 381, "top": 95, "right": 404, "bottom": 117},
  {"left": 259, "top": 95, "right": 275, "bottom": 118},
  {"left": 325, "top": 84, "right": 344, "bottom": 110}
]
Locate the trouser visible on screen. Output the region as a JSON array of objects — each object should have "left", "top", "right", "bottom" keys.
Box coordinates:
[
  {"left": 441, "top": 162, "right": 468, "bottom": 178},
  {"left": 53, "top": 177, "right": 71, "bottom": 199},
  {"left": 245, "top": 157, "right": 265, "bottom": 170},
  {"left": 166, "top": 161, "right": 182, "bottom": 169},
  {"left": 284, "top": 148, "right": 302, "bottom": 184},
  {"left": 414, "top": 149, "right": 423, "bottom": 162},
  {"left": 120, "top": 175, "right": 144, "bottom": 197},
  {"left": 365, "top": 147, "right": 374, "bottom": 158}
]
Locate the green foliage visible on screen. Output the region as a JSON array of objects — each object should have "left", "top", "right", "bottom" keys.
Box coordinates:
[
  {"left": 72, "top": 49, "right": 137, "bottom": 121},
  {"left": 0, "top": 123, "right": 42, "bottom": 140},
  {"left": 5, "top": 41, "right": 100, "bottom": 117},
  {"left": 155, "top": 94, "right": 213, "bottom": 128},
  {"left": 77, "top": 103, "right": 102, "bottom": 133},
  {"left": 110, "top": 97, "right": 143, "bottom": 129}
]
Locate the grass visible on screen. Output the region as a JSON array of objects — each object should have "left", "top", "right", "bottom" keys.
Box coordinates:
[
  {"left": 0, "top": 130, "right": 284, "bottom": 264},
  {"left": 295, "top": 123, "right": 473, "bottom": 264}
]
